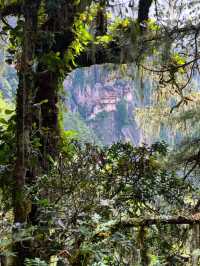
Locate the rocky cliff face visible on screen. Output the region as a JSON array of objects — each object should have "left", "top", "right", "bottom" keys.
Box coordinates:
[{"left": 64, "top": 65, "right": 145, "bottom": 145}]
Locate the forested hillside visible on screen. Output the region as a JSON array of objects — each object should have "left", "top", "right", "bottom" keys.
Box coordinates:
[{"left": 1, "top": 1, "right": 200, "bottom": 266}]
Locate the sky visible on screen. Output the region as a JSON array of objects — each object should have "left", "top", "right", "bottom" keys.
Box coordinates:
[{"left": 110, "top": 0, "right": 200, "bottom": 26}]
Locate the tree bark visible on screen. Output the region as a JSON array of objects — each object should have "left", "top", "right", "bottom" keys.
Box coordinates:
[
  {"left": 35, "top": 71, "right": 60, "bottom": 163},
  {"left": 13, "top": 1, "right": 40, "bottom": 265}
]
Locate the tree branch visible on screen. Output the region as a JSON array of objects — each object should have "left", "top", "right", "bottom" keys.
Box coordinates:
[
  {"left": 0, "top": 3, "right": 22, "bottom": 18},
  {"left": 76, "top": 42, "right": 132, "bottom": 68},
  {"left": 118, "top": 216, "right": 200, "bottom": 228}
]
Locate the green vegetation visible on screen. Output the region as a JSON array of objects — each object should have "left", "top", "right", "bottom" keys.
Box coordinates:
[
  {"left": 0, "top": 0, "right": 200, "bottom": 265},
  {"left": 63, "top": 112, "right": 101, "bottom": 145}
]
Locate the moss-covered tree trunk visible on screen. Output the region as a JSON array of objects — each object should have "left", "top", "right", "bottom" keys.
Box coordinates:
[
  {"left": 12, "top": 2, "right": 77, "bottom": 262},
  {"left": 13, "top": 1, "right": 40, "bottom": 265},
  {"left": 138, "top": 226, "right": 150, "bottom": 266},
  {"left": 32, "top": 1, "right": 76, "bottom": 165},
  {"left": 34, "top": 70, "right": 60, "bottom": 169}
]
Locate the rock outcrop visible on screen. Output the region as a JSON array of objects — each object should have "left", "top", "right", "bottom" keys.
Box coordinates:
[{"left": 64, "top": 65, "right": 143, "bottom": 145}]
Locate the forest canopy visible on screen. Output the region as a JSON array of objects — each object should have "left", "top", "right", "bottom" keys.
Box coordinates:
[{"left": 0, "top": 0, "right": 200, "bottom": 265}]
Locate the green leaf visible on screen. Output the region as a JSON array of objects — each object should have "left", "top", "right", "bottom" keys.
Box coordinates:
[
  {"left": 0, "top": 118, "right": 7, "bottom": 125},
  {"left": 5, "top": 109, "right": 14, "bottom": 115},
  {"left": 37, "top": 199, "right": 49, "bottom": 207}
]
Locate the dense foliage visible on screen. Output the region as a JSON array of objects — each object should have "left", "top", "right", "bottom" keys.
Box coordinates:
[
  {"left": 1, "top": 0, "right": 200, "bottom": 266},
  {"left": 0, "top": 136, "right": 194, "bottom": 265}
]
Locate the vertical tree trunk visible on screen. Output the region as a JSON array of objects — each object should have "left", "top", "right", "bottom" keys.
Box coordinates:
[
  {"left": 13, "top": 1, "right": 40, "bottom": 265},
  {"left": 33, "top": 1, "right": 76, "bottom": 165},
  {"left": 138, "top": 226, "right": 150, "bottom": 266},
  {"left": 12, "top": 1, "right": 76, "bottom": 261},
  {"left": 35, "top": 71, "right": 60, "bottom": 166}
]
